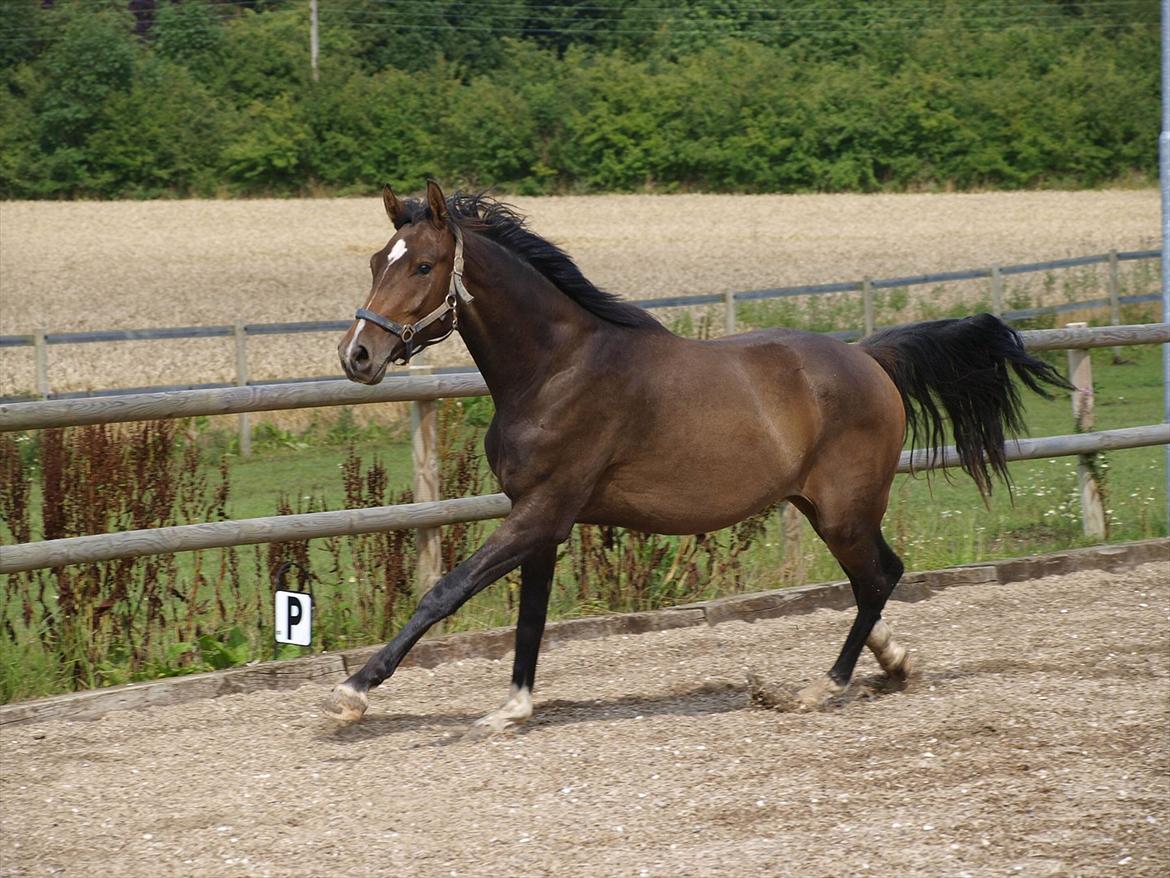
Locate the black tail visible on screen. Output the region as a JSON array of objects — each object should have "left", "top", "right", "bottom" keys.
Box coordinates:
[{"left": 861, "top": 313, "right": 1071, "bottom": 497}]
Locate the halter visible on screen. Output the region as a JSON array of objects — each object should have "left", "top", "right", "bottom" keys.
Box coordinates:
[{"left": 354, "top": 223, "right": 473, "bottom": 365}]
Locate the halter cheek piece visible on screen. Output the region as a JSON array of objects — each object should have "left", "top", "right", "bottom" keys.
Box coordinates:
[{"left": 354, "top": 224, "right": 473, "bottom": 365}]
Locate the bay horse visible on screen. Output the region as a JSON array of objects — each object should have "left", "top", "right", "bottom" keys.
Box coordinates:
[{"left": 327, "top": 181, "right": 1066, "bottom": 729}]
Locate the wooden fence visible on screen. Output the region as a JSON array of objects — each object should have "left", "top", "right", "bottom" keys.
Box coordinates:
[
  {"left": 2, "top": 323, "right": 1163, "bottom": 432},
  {"left": 1, "top": 323, "right": 1166, "bottom": 580},
  {"left": 1, "top": 248, "right": 1159, "bottom": 406}
]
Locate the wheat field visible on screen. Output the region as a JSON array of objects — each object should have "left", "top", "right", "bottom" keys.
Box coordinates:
[{"left": 0, "top": 190, "right": 1159, "bottom": 399}]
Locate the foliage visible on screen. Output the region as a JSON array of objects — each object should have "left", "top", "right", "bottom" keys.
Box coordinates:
[
  {"left": 2, "top": 334, "right": 1166, "bottom": 702},
  {"left": 0, "top": 420, "right": 236, "bottom": 697},
  {"left": 0, "top": 0, "right": 1155, "bottom": 198}
]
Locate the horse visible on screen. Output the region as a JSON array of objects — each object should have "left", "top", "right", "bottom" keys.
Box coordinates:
[{"left": 326, "top": 180, "right": 1068, "bottom": 729}]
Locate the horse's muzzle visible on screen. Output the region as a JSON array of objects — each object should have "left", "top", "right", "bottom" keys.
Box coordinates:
[{"left": 339, "top": 344, "right": 388, "bottom": 385}]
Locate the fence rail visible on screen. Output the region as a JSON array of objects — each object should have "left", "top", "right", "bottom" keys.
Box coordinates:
[
  {"left": 1, "top": 323, "right": 1167, "bottom": 576},
  {"left": 0, "top": 248, "right": 1160, "bottom": 404},
  {"left": 1, "top": 324, "right": 1164, "bottom": 433},
  {"left": 1, "top": 423, "right": 1165, "bottom": 576},
  {"left": 5, "top": 248, "right": 1155, "bottom": 348}
]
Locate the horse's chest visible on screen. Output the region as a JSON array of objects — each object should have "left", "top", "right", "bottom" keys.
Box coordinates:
[
  {"left": 482, "top": 420, "right": 538, "bottom": 493},
  {"left": 484, "top": 415, "right": 587, "bottom": 497}
]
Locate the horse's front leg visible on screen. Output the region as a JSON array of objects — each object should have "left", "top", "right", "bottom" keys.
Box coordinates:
[
  {"left": 468, "top": 544, "right": 556, "bottom": 735},
  {"left": 324, "top": 503, "right": 568, "bottom": 723}
]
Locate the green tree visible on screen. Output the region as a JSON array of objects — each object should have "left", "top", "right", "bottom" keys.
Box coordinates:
[
  {"left": 89, "top": 59, "right": 228, "bottom": 197},
  {"left": 34, "top": 5, "right": 137, "bottom": 194}
]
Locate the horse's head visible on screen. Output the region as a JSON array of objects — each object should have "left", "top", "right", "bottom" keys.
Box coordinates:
[{"left": 338, "top": 180, "right": 471, "bottom": 384}]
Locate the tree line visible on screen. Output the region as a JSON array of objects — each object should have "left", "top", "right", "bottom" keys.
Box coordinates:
[{"left": 0, "top": 0, "right": 1156, "bottom": 199}]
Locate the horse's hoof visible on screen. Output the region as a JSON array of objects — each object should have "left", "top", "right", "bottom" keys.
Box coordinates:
[
  {"left": 324, "top": 682, "right": 368, "bottom": 723},
  {"left": 795, "top": 676, "right": 846, "bottom": 710},
  {"left": 462, "top": 686, "right": 532, "bottom": 739},
  {"left": 886, "top": 651, "right": 916, "bottom": 682}
]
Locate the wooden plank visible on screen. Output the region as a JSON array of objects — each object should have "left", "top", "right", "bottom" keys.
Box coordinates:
[
  {"left": 862, "top": 277, "right": 875, "bottom": 336},
  {"left": 898, "top": 423, "right": 1170, "bottom": 474},
  {"left": 1067, "top": 323, "right": 1106, "bottom": 539},
  {"left": 1017, "top": 322, "right": 1168, "bottom": 351},
  {"left": 411, "top": 395, "right": 442, "bottom": 597},
  {"left": 990, "top": 538, "right": 1170, "bottom": 584},
  {"left": 2, "top": 423, "right": 1166, "bottom": 575},
  {"left": 0, "top": 493, "right": 513, "bottom": 574},
  {"left": 2, "top": 325, "right": 1165, "bottom": 434},
  {"left": 1107, "top": 250, "right": 1123, "bottom": 360},
  {"left": 33, "top": 331, "right": 49, "bottom": 399},
  {"left": 234, "top": 321, "right": 251, "bottom": 457},
  {"left": 990, "top": 265, "right": 1003, "bottom": 317},
  {"left": 0, "top": 371, "right": 491, "bottom": 432},
  {"left": 2, "top": 539, "right": 1164, "bottom": 727}
]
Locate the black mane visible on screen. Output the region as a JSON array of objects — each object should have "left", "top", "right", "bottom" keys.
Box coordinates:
[{"left": 395, "top": 191, "right": 661, "bottom": 331}]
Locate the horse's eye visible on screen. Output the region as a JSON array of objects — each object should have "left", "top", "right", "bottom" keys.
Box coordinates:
[{"left": 418, "top": 263, "right": 432, "bottom": 276}]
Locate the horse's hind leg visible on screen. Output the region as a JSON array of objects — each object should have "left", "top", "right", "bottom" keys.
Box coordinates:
[
  {"left": 470, "top": 545, "right": 555, "bottom": 734},
  {"left": 861, "top": 540, "right": 912, "bottom": 683},
  {"left": 792, "top": 500, "right": 911, "bottom": 707}
]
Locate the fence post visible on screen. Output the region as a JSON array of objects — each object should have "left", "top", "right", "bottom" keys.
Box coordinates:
[
  {"left": 990, "top": 265, "right": 1004, "bottom": 317},
  {"left": 779, "top": 502, "right": 805, "bottom": 584},
  {"left": 233, "top": 322, "right": 251, "bottom": 457},
  {"left": 33, "top": 331, "right": 49, "bottom": 400},
  {"left": 723, "top": 289, "right": 737, "bottom": 336},
  {"left": 410, "top": 354, "right": 442, "bottom": 598},
  {"left": 1066, "top": 322, "right": 1106, "bottom": 539},
  {"left": 862, "top": 277, "right": 875, "bottom": 337},
  {"left": 1107, "top": 250, "right": 1124, "bottom": 362}
]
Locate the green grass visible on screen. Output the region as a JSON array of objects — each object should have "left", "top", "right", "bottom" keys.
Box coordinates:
[
  {"left": 2, "top": 332, "right": 1165, "bottom": 703},
  {"left": 225, "top": 438, "right": 413, "bottom": 520}
]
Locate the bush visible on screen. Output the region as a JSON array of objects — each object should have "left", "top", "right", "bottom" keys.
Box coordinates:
[{"left": 0, "top": 1, "right": 1155, "bottom": 197}]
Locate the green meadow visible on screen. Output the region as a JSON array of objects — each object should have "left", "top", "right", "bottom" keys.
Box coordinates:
[{"left": 1, "top": 332, "right": 1165, "bottom": 703}]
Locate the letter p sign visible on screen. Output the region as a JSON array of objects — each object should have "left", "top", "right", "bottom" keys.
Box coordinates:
[{"left": 274, "top": 589, "right": 313, "bottom": 646}]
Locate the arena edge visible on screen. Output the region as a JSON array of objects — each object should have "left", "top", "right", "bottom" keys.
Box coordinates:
[{"left": 0, "top": 538, "right": 1165, "bottom": 727}]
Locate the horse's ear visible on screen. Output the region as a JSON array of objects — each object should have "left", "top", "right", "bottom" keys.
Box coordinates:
[
  {"left": 425, "top": 179, "right": 448, "bottom": 229},
  {"left": 383, "top": 184, "right": 407, "bottom": 225}
]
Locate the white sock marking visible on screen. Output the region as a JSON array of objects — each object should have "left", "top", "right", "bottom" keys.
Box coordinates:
[
  {"left": 867, "top": 619, "right": 909, "bottom": 675},
  {"left": 474, "top": 684, "right": 533, "bottom": 731}
]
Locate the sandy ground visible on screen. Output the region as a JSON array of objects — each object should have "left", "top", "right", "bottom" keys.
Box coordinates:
[
  {"left": 0, "top": 190, "right": 1159, "bottom": 397},
  {"left": 1, "top": 561, "right": 1167, "bottom": 877}
]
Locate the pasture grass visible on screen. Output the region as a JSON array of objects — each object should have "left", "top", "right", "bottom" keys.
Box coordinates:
[{"left": 1, "top": 332, "right": 1165, "bottom": 703}]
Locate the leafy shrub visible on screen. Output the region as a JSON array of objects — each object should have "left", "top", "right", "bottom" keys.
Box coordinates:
[{"left": 0, "top": 1, "right": 1155, "bottom": 197}]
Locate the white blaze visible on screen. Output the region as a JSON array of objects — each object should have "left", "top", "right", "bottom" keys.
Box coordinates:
[
  {"left": 349, "top": 239, "right": 409, "bottom": 359},
  {"left": 384, "top": 238, "right": 408, "bottom": 270}
]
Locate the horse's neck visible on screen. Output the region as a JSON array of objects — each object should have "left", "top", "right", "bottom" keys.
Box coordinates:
[{"left": 457, "top": 236, "right": 604, "bottom": 402}]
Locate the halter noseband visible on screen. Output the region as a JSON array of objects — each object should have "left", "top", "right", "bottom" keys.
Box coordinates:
[{"left": 354, "top": 223, "right": 473, "bottom": 365}]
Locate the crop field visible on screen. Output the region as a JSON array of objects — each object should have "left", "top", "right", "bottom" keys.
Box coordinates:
[{"left": 0, "top": 189, "right": 1160, "bottom": 400}]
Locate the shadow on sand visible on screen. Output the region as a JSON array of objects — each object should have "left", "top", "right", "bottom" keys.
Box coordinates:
[{"left": 317, "top": 671, "right": 921, "bottom": 747}]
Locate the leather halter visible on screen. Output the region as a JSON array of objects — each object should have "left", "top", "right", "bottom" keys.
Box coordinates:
[{"left": 354, "top": 224, "right": 473, "bottom": 365}]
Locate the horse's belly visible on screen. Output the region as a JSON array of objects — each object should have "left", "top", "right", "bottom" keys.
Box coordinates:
[{"left": 576, "top": 458, "right": 796, "bottom": 535}]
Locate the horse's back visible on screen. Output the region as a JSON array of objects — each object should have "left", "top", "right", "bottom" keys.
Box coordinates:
[{"left": 687, "top": 327, "right": 901, "bottom": 429}]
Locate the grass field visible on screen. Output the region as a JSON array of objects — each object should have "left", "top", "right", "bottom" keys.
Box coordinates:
[{"left": 1, "top": 337, "right": 1165, "bottom": 702}]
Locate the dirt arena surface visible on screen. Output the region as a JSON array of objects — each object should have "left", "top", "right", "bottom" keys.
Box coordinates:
[
  {"left": 0, "top": 190, "right": 1159, "bottom": 397},
  {"left": 1, "top": 561, "right": 1167, "bottom": 877}
]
